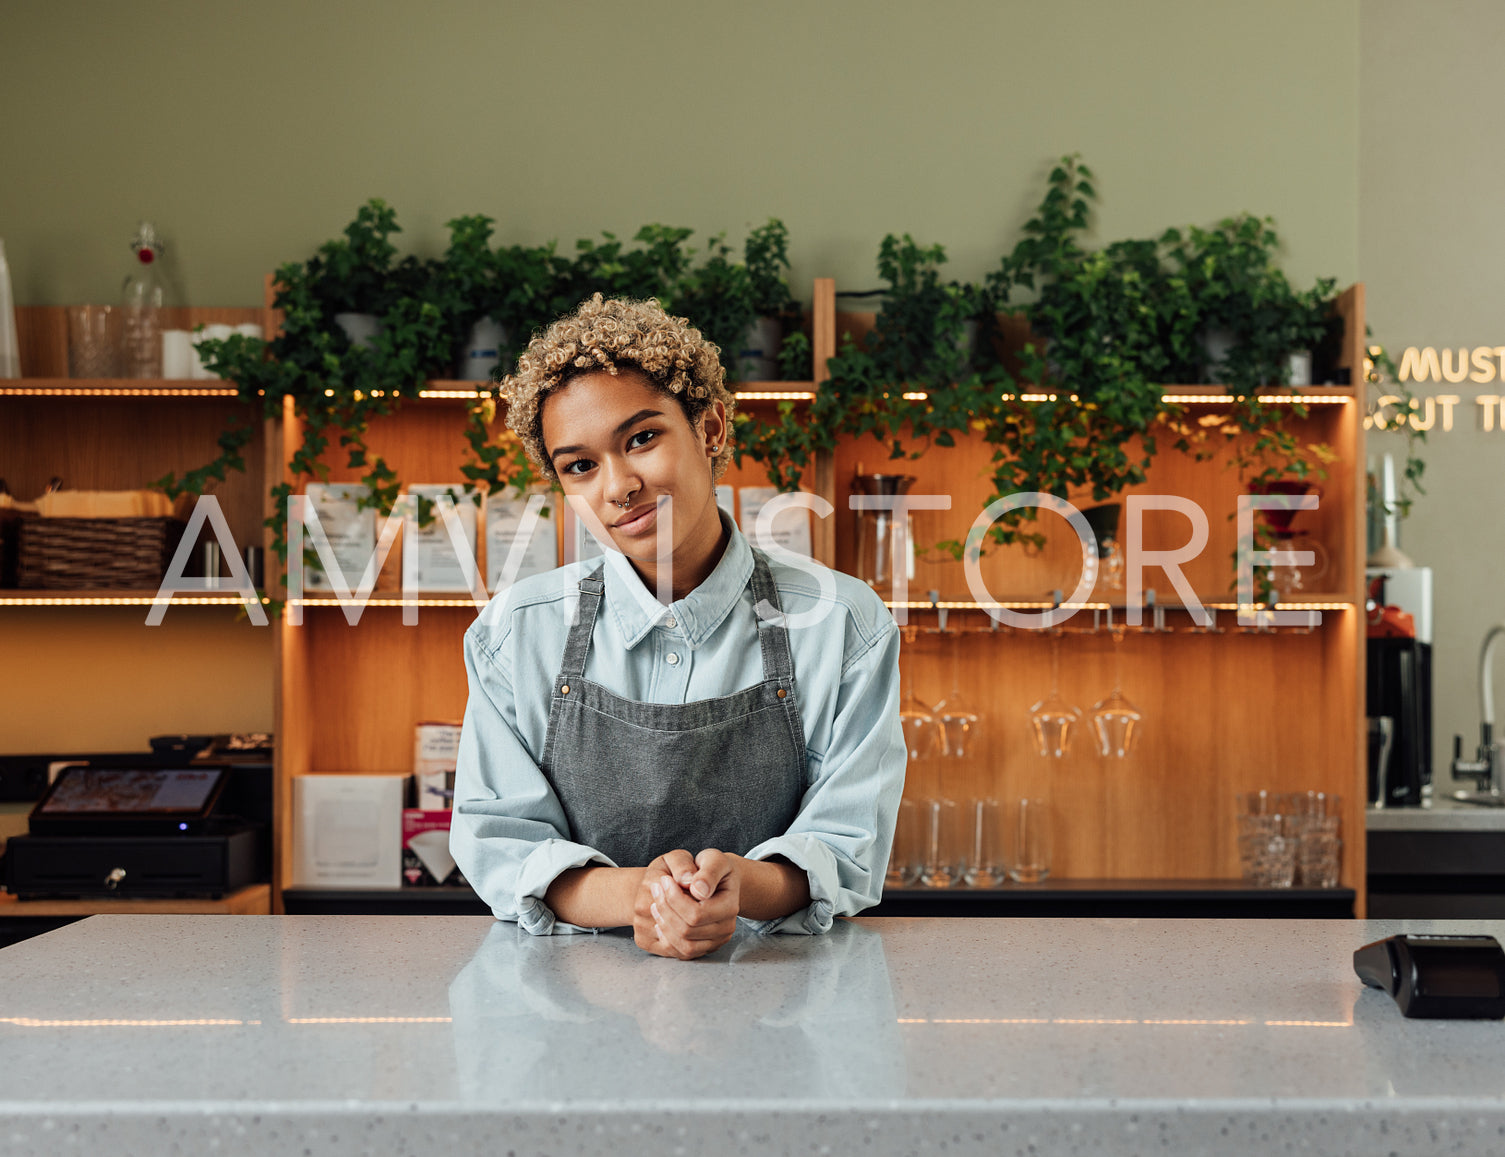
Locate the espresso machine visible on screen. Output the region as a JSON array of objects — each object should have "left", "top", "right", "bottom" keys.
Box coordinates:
[{"left": 1365, "top": 456, "right": 1433, "bottom": 807}]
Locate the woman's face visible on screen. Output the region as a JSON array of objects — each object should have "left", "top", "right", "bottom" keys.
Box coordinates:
[{"left": 540, "top": 369, "right": 726, "bottom": 568}]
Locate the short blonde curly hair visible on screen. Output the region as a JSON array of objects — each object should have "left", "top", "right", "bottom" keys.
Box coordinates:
[{"left": 499, "top": 294, "right": 737, "bottom": 485}]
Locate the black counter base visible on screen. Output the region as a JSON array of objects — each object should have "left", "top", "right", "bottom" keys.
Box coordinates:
[{"left": 284, "top": 880, "right": 1355, "bottom": 919}]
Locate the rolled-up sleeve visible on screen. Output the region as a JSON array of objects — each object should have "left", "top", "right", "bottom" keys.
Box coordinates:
[
  {"left": 449, "top": 613, "right": 614, "bottom": 935},
  {"left": 742, "top": 617, "right": 905, "bottom": 934}
]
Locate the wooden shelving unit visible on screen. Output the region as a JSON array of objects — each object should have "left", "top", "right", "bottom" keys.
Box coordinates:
[
  {"left": 3, "top": 278, "right": 1367, "bottom": 915},
  {"left": 269, "top": 279, "right": 839, "bottom": 904}
]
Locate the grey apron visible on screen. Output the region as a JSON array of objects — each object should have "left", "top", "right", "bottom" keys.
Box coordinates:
[{"left": 538, "top": 549, "right": 807, "bottom": 867}]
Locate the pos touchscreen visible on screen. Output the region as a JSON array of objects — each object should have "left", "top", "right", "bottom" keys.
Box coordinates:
[{"left": 28, "top": 766, "right": 229, "bottom": 835}]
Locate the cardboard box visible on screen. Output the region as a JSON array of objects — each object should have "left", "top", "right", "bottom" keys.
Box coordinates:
[
  {"left": 413, "top": 722, "right": 462, "bottom": 810},
  {"left": 402, "top": 809, "right": 465, "bottom": 887}
]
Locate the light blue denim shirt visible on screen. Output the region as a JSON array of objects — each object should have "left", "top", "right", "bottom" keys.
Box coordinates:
[{"left": 450, "top": 506, "right": 905, "bottom": 936}]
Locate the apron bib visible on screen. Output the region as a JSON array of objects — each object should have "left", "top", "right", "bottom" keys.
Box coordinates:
[{"left": 539, "top": 549, "right": 807, "bottom": 867}]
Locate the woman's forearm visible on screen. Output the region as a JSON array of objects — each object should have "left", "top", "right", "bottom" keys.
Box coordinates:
[
  {"left": 734, "top": 855, "right": 811, "bottom": 921},
  {"left": 544, "top": 866, "right": 643, "bottom": 928}
]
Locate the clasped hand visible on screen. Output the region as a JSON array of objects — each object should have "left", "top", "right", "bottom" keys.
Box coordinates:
[{"left": 633, "top": 848, "right": 740, "bottom": 960}]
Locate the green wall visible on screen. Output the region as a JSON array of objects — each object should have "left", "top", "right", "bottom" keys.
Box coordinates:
[
  {"left": 1, "top": 0, "right": 1358, "bottom": 309},
  {"left": 0, "top": 0, "right": 1360, "bottom": 755},
  {"left": 1361, "top": 0, "right": 1505, "bottom": 794}
]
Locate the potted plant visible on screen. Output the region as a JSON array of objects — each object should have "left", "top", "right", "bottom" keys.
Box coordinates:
[
  {"left": 1164, "top": 214, "right": 1336, "bottom": 392},
  {"left": 304, "top": 198, "right": 422, "bottom": 349},
  {"left": 431, "top": 214, "right": 507, "bottom": 381},
  {"left": 738, "top": 218, "right": 798, "bottom": 382}
]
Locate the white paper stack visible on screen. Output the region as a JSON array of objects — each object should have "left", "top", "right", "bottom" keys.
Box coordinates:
[
  {"left": 303, "top": 483, "right": 378, "bottom": 591},
  {"left": 484, "top": 489, "right": 559, "bottom": 590},
  {"left": 738, "top": 486, "right": 813, "bottom": 557},
  {"left": 401, "top": 484, "right": 481, "bottom": 593}
]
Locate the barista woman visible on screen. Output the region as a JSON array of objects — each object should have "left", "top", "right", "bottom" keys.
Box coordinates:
[{"left": 450, "top": 295, "right": 905, "bottom": 960}]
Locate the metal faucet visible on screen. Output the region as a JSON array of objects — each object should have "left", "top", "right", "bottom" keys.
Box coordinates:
[{"left": 1453, "top": 624, "right": 1505, "bottom": 805}]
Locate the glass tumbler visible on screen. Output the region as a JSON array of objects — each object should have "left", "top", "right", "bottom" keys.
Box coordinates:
[
  {"left": 886, "top": 797, "right": 925, "bottom": 887},
  {"left": 921, "top": 798, "right": 967, "bottom": 887},
  {"left": 1238, "top": 832, "right": 1296, "bottom": 887},
  {"left": 67, "top": 305, "right": 121, "bottom": 377},
  {"left": 965, "top": 798, "right": 1004, "bottom": 886},
  {"left": 1297, "top": 833, "right": 1342, "bottom": 888},
  {"left": 1002, "top": 797, "right": 1052, "bottom": 883}
]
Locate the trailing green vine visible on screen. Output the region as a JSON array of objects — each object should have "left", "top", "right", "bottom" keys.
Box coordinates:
[{"left": 156, "top": 202, "right": 806, "bottom": 603}]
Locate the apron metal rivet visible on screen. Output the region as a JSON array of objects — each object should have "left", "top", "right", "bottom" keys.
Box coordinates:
[
  {"left": 777, "top": 687, "right": 786, "bottom": 698},
  {"left": 561, "top": 684, "right": 570, "bottom": 695}
]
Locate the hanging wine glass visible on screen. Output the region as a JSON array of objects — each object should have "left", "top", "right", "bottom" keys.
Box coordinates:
[
  {"left": 899, "top": 627, "right": 947, "bottom": 762},
  {"left": 1091, "top": 627, "right": 1142, "bottom": 758},
  {"left": 1029, "top": 633, "right": 1081, "bottom": 759},
  {"left": 933, "top": 628, "right": 981, "bottom": 761}
]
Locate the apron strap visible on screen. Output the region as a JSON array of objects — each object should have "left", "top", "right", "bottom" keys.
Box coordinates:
[
  {"left": 748, "top": 549, "right": 796, "bottom": 685},
  {"left": 559, "top": 564, "right": 607, "bottom": 681}
]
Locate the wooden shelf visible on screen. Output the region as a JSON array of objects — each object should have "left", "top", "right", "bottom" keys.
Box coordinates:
[{"left": 0, "top": 883, "right": 271, "bottom": 916}]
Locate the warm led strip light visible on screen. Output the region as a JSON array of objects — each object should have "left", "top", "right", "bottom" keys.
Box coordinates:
[
  {"left": 285, "top": 1016, "right": 453, "bottom": 1024},
  {"left": 0, "top": 594, "right": 264, "bottom": 606},
  {"left": 0, "top": 385, "right": 240, "bottom": 398},
  {"left": 883, "top": 390, "right": 1350, "bottom": 405},
  {"left": 0, "top": 1017, "right": 253, "bottom": 1027},
  {"left": 899, "top": 1017, "right": 1339, "bottom": 1027},
  {"left": 1169, "top": 393, "right": 1352, "bottom": 405},
  {"left": 735, "top": 390, "right": 817, "bottom": 401},
  {"left": 290, "top": 597, "right": 479, "bottom": 608},
  {"left": 886, "top": 600, "right": 1351, "bottom": 612}
]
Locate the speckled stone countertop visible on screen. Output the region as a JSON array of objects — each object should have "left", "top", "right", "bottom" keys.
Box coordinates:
[
  {"left": 3, "top": 915, "right": 1505, "bottom": 1156},
  {"left": 1368, "top": 796, "right": 1505, "bottom": 830}
]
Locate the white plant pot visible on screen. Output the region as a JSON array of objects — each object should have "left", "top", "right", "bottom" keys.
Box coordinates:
[
  {"left": 952, "top": 319, "right": 982, "bottom": 368},
  {"left": 459, "top": 315, "right": 508, "bottom": 381},
  {"left": 735, "top": 316, "right": 783, "bottom": 382},
  {"left": 1287, "top": 350, "right": 1312, "bottom": 387},
  {"left": 1200, "top": 327, "right": 1236, "bottom": 383},
  {"left": 334, "top": 312, "right": 382, "bottom": 350}
]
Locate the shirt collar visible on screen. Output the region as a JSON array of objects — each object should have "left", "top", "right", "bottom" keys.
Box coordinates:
[{"left": 600, "top": 505, "right": 753, "bottom": 650}]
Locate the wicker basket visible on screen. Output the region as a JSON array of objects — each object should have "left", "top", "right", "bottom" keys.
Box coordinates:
[{"left": 15, "top": 516, "right": 186, "bottom": 590}]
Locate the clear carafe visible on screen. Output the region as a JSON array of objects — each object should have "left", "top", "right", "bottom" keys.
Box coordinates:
[
  {"left": 853, "top": 473, "right": 916, "bottom": 599},
  {"left": 121, "top": 221, "right": 164, "bottom": 378}
]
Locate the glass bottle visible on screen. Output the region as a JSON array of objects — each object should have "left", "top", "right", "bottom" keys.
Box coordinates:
[
  {"left": 121, "top": 222, "right": 164, "bottom": 378},
  {"left": 0, "top": 238, "right": 18, "bottom": 379}
]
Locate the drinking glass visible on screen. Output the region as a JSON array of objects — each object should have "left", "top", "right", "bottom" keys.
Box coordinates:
[
  {"left": 899, "top": 643, "right": 947, "bottom": 763},
  {"left": 965, "top": 797, "right": 1004, "bottom": 886},
  {"left": 1238, "top": 832, "right": 1296, "bottom": 887},
  {"left": 933, "top": 632, "right": 982, "bottom": 761},
  {"left": 1090, "top": 628, "right": 1142, "bottom": 759},
  {"left": 1029, "top": 635, "right": 1081, "bottom": 759},
  {"left": 886, "top": 798, "right": 925, "bottom": 887},
  {"left": 1296, "top": 833, "right": 1342, "bottom": 888},
  {"left": 1002, "top": 797, "right": 1052, "bottom": 883},
  {"left": 921, "top": 798, "right": 966, "bottom": 887},
  {"left": 67, "top": 305, "right": 121, "bottom": 377}
]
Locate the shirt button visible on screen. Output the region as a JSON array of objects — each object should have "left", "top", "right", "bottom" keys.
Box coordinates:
[
  {"left": 664, "top": 615, "right": 677, "bottom": 629},
  {"left": 666, "top": 652, "right": 680, "bottom": 666}
]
